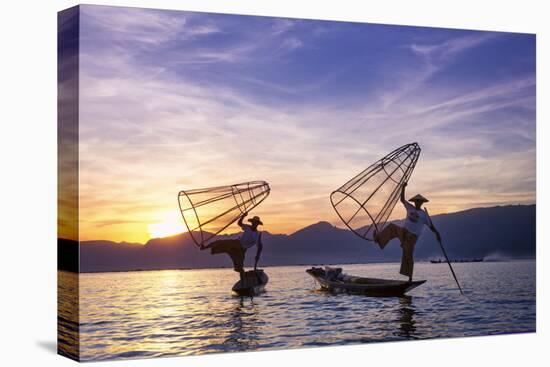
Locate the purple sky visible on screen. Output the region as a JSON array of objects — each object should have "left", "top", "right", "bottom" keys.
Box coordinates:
[{"left": 75, "top": 5, "right": 535, "bottom": 243}]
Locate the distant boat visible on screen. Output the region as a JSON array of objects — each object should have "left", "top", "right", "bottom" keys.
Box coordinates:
[
  {"left": 306, "top": 267, "right": 425, "bottom": 297},
  {"left": 430, "top": 258, "right": 483, "bottom": 264}
]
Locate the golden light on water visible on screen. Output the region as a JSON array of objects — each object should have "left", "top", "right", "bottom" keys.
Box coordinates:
[
  {"left": 148, "top": 211, "right": 187, "bottom": 239},
  {"left": 62, "top": 263, "right": 537, "bottom": 360}
]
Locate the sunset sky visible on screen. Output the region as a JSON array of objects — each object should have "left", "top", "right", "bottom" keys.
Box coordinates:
[{"left": 75, "top": 5, "right": 535, "bottom": 243}]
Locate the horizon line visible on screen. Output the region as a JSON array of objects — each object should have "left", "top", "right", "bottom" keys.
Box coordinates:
[{"left": 64, "top": 202, "right": 535, "bottom": 245}]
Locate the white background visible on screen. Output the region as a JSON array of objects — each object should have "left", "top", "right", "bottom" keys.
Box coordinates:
[{"left": 0, "top": 0, "right": 547, "bottom": 366}]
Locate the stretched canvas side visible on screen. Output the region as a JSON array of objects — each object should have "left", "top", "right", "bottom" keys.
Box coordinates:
[{"left": 57, "top": 5, "right": 80, "bottom": 361}]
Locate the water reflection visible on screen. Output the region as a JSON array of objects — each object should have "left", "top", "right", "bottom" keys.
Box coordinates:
[
  {"left": 57, "top": 271, "right": 80, "bottom": 360},
  {"left": 394, "top": 296, "right": 416, "bottom": 339},
  {"left": 59, "top": 261, "right": 535, "bottom": 361},
  {"left": 223, "top": 297, "right": 261, "bottom": 351}
]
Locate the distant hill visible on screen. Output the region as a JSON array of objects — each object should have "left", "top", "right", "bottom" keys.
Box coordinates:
[{"left": 58, "top": 204, "right": 535, "bottom": 273}]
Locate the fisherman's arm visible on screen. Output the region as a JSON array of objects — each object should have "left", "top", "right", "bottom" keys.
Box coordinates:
[
  {"left": 237, "top": 211, "right": 248, "bottom": 228},
  {"left": 254, "top": 233, "right": 263, "bottom": 270},
  {"left": 400, "top": 182, "right": 408, "bottom": 204}
]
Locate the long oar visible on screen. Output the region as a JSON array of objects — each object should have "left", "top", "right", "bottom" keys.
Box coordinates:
[
  {"left": 436, "top": 237, "right": 464, "bottom": 295},
  {"left": 425, "top": 208, "right": 463, "bottom": 295}
]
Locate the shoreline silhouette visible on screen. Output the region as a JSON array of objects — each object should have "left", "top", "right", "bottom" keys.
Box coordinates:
[{"left": 59, "top": 204, "right": 535, "bottom": 273}]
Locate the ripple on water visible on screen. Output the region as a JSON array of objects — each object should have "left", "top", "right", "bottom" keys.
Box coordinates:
[{"left": 59, "top": 261, "right": 535, "bottom": 361}]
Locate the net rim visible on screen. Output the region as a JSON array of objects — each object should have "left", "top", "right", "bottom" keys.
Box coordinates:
[
  {"left": 178, "top": 180, "right": 271, "bottom": 247},
  {"left": 330, "top": 142, "right": 421, "bottom": 242}
]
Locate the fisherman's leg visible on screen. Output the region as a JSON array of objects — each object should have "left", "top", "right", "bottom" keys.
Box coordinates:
[
  {"left": 201, "top": 239, "right": 233, "bottom": 251},
  {"left": 399, "top": 235, "right": 417, "bottom": 281},
  {"left": 375, "top": 223, "right": 401, "bottom": 249},
  {"left": 230, "top": 248, "right": 246, "bottom": 283},
  {"left": 237, "top": 269, "right": 245, "bottom": 283},
  {"left": 201, "top": 239, "right": 222, "bottom": 251},
  {"left": 208, "top": 239, "right": 240, "bottom": 255}
]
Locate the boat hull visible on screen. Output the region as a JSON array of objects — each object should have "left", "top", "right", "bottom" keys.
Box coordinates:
[
  {"left": 232, "top": 269, "right": 269, "bottom": 296},
  {"left": 306, "top": 267, "right": 425, "bottom": 297}
]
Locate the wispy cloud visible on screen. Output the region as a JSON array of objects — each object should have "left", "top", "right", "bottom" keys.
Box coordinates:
[
  {"left": 410, "top": 33, "right": 498, "bottom": 62},
  {"left": 271, "top": 19, "right": 297, "bottom": 35},
  {"left": 81, "top": 5, "right": 220, "bottom": 45},
  {"left": 411, "top": 76, "right": 535, "bottom": 115},
  {"left": 380, "top": 33, "right": 500, "bottom": 110},
  {"left": 282, "top": 37, "right": 303, "bottom": 51},
  {"left": 76, "top": 6, "right": 535, "bottom": 242}
]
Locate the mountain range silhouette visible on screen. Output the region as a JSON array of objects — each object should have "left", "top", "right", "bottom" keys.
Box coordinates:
[{"left": 58, "top": 204, "right": 535, "bottom": 273}]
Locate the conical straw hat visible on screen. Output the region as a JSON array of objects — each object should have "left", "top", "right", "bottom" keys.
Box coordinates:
[
  {"left": 248, "top": 216, "right": 263, "bottom": 225},
  {"left": 408, "top": 194, "right": 429, "bottom": 203}
]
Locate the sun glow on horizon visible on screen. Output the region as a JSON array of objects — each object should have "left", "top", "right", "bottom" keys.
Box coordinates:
[
  {"left": 147, "top": 211, "right": 187, "bottom": 239},
  {"left": 73, "top": 8, "right": 535, "bottom": 244}
]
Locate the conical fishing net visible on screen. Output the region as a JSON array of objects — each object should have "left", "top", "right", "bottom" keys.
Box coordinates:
[
  {"left": 178, "top": 181, "right": 270, "bottom": 247},
  {"left": 331, "top": 143, "right": 421, "bottom": 241}
]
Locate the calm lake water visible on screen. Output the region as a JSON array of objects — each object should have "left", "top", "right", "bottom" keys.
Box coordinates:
[{"left": 58, "top": 261, "right": 535, "bottom": 361}]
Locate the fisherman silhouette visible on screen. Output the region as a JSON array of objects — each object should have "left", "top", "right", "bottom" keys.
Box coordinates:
[
  {"left": 201, "top": 212, "right": 264, "bottom": 282},
  {"left": 373, "top": 182, "right": 441, "bottom": 282}
]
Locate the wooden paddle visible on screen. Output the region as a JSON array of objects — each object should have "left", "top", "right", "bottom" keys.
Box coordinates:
[{"left": 426, "top": 208, "right": 464, "bottom": 295}]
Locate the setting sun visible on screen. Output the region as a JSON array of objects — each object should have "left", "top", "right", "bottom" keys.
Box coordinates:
[{"left": 148, "top": 211, "right": 186, "bottom": 239}]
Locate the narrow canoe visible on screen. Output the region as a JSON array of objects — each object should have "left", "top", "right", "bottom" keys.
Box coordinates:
[
  {"left": 306, "top": 267, "right": 425, "bottom": 297},
  {"left": 232, "top": 269, "right": 269, "bottom": 296}
]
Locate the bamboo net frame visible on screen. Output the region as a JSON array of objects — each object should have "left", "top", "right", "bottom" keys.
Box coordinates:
[
  {"left": 331, "top": 143, "right": 421, "bottom": 241},
  {"left": 178, "top": 181, "right": 270, "bottom": 247}
]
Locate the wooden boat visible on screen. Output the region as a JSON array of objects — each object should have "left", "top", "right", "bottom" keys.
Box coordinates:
[
  {"left": 306, "top": 267, "right": 425, "bottom": 297},
  {"left": 232, "top": 269, "right": 269, "bottom": 296}
]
